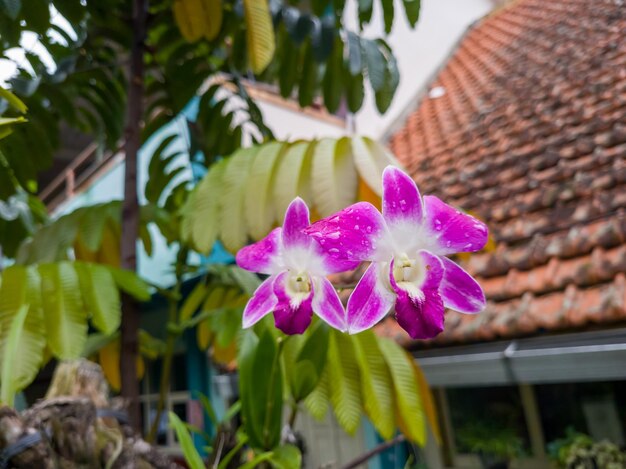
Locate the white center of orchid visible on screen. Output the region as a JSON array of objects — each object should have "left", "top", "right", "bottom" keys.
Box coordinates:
[
  {"left": 392, "top": 253, "right": 427, "bottom": 299},
  {"left": 285, "top": 271, "right": 312, "bottom": 307}
]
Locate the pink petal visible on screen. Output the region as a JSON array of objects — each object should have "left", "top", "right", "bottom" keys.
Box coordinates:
[
  {"left": 423, "top": 195, "right": 488, "bottom": 255},
  {"left": 382, "top": 166, "right": 424, "bottom": 226},
  {"left": 311, "top": 276, "right": 347, "bottom": 331},
  {"left": 418, "top": 250, "right": 445, "bottom": 289},
  {"left": 345, "top": 262, "right": 395, "bottom": 334},
  {"left": 236, "top": 228, "right": 282, "bottom": 275},
  {"left": 272, "top": 271, "right": 314, "bottom": 334},
  {"left": 319, "top": 251, "right": 361, "bottom": 274},
  {"left": 394, "top": 287, "right": 445, "bottom": 340},
  {"left": 389, "top": 252, "right": 445, "bottom": 339},
  {"left": 282, "top": 197, "right": 311, "bottom": 250},
  {"left": 242, "top": 275, "right": 278, "bottom": 328},
  {"left": 305, "top": 202, "right": 392, "bottom": 262},
  {"left": 439, "top": 256, "right": 486, "bottom": 313}
]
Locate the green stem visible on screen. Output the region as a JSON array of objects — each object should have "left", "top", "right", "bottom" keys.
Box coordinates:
[
  {"left": 146, "top": 247, "right": 188, "bottom": 442},
  {"left": 287, "top": 402, "right": 299, "bottom": 430}
]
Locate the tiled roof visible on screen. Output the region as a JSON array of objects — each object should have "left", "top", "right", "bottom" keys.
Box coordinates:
[{"left": 381, "top": 0, "right": 626, "bottom": 346}]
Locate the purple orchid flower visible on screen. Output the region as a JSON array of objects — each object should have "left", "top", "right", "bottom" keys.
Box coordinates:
[
  {"left": 236, "top": 197, "right": 358, "bottom": 335},
  {"left": 305, "top": 166, "right": 488, "bottom": 339}
]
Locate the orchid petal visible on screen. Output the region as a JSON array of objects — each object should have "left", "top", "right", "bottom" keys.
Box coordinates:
[
  {"left": 305, "top": 202, "right": 392, "bottom": 262},
  {"left": 382, "top": 166, "right": 423, "bottom": 226},
  {"left": 311, "top": 276, "right": 348, "bottom": 331},
  {"left": 439, "top": 256, "right": 486, "bottom": 313},
  {"left": 319, "top": 251, "right": 361, "bottom": 274},
  {"left": 282, "top": 197, "right": 311, "bottom": 250},
  {"left": 423, "top": 195, "right": 488, "bottom": 255},
  {"left": 388, "top": 252, "right": 445, "bottom": 339},
  {"left": 345, "top": 262, "right": 395, "bottom": 334},
  {"left": 236, "top": 228, "right": 282, "bottom": 275},
  {"left": 242, "top": 275, "right": 278, "bottom": 328},
  {"left": 272, "top": 271, "right": 314, "bottom": 334},
  {"left": 394, "top": 287, "right": 445, "bottom": 340}
]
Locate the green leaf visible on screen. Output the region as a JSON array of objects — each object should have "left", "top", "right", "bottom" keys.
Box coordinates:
[
  {"left": 347, "top": 32, "right": 362, "bottom": 76},
  {"left": 278, "top": 28, "right": 299, "bottom": 98},
  {"left": 379, "top": 338, "right": 425, "bottom": 444},
  {"left": 327, "top": 331, "right": 362, "bottom": 435},
  {"left": 353, "top": 331, "right": 395, "bottom": 439},
  {"left": 0, "top": 86, "right": 27, "bottom": 113},
  {"left": 311, "top": 137, "right": 358, "bottom": 216},
  {"left": 0, "top": 266, "right": 45, "bottom": 394},
  {"left": 239, "top": 452, "right": 274, "bottom": 469},
  {"left": 180, "top": 281, "right": 208, "bottom": 322},
  {"left": 82, "top": 332, "right": 118, "bottom": 358},
  {"left": 0, "top": 304, "right": 29, "bottom": 406},
  {"left": 107, "top": 267, "right": 151, "bottom": 302},
  {"left": 381, "top": 0, "right": 394, "bottom": 34},
  {"left": 270, "top": 445, "right": 302, "bottom": 469},
  {"left": 304, "top": 367, "right": 329, "bottom": 420},
  {"left": 239, "top": 330, "right": 262, "bottom": 447},
  {"left": 75, "top": 262, "right": 121, "bottom": 335},
  {"left": 168, "top": 412, "right": 205, "bottom": 469},
  {"left": 403, "top": 0, "right": 420, "bottom": 27},
  {"left": 244, "top": 141, "right": 284, "bottom": 239},
  {"left": 322, "top": 36, "right": 343, "bottom": 114},
  {"left": 39, "top": 262, "right": 88, "bottom": 359},
  {"left": 345, "top": 71, "right": 364, "bottom": 113},
  {"left": 1, "top": 0, "right": 19, "bottom": 18},
  {"left": 375, "top": 46, "right": 399, "bottom": 113},
  {"left": 364, "top": 39, "right": 386, "bottom": 92},
  {"left": 183, "top": 158, "right": 226, "bottom": 254},
  {"left": 243, "top": 0, "right": 276, "bottom": 73},
  {"left": 219, "top": 147, "right": 256, "bottom": 252},
  {"left": 352, "top": 136, "right": 396, "bottom": 196},
  {"left": 272, "top": 141, "right": 313, "bottom": 223},
  {"left": 298, "top": 41, "right": 317, "bottom": 108},
  {"left": 201, "top": 0, "right": 223, "bottom": 40},
  {"left": 228, "top": 266, "right": 261, "bottom": 296},
  {"left": 290, "top": 321, "right": 329, "bottom": 401},
  {"left": 239, "top": 330, "right": 284, "bottom": 450}
]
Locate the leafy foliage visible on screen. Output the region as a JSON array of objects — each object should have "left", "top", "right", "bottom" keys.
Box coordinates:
[
  {"left": 182, "top": 136, "right": 398, "bottom": 253},
  {"left": 0, "top": 261, "right": 149, "bottom": 395}
]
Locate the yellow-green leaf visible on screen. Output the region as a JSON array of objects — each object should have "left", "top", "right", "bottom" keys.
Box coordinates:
[
  {"left": 0, "top": 266, "right": 45, "bottom": 394},
  {"left": 219, "top": 147, "right": 256, "bottom": 252},
  {"left": 353, "top": 332, "right": 395, "bottom": 439},
  {"left": 180, "top": 281, "right": 208, "bottom": 321},
  {"left": 327, "top": 331, "right": 362, "bottom": 435},
  {"left": 185, "top": 158, "right": 226, "bottom": 254},
  {"left": 76, "top": 262, "right": 121, "bottom": 335},
  {"left": 379, "top": 338, "right": 425, "bottom": 445},
  {"left": 273, "top": 141, "right": 314, "bottom": 223},
  {"left": 352, "top": 137, "right": 398, "bottom": 196},
  {"left": 173, "top": 0, "right": 204, "bottom": 42},
  {"left": 244, "top": 141, "right": 284, "bottom": 239},
  {"left": 0, "top": 305, "right": 29, "bottom": 407},
  {"left": 311, "top": 137, "right": 358, "bottom": 216},
  {"left": 304, "top": 368, "right": 330, "bottom": 420},
  {"left": 39, "top": 262, "right": 88, "bottom": 359},
  {"left": 243, "top": 0, "right": 276, "bottom": 73}
]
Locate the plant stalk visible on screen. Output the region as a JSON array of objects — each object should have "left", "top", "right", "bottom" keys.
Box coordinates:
[
  {"left": 120, "top": 0, "right": 148, "bottom": 430},
  {"left": 146, "top": 247, "right": 188, "bottom": 442},
  {"left": 340, "top": 434, "right": 406, "bottom": 469}
]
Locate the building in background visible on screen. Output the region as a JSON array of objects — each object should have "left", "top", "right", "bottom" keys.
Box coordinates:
[{"left": 377, "top": 0, "right": 626, "bottom": 466}]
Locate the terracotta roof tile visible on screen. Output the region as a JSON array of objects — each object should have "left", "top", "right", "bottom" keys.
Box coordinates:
[{"left": 377, "top": 0, "right": 626, "bottom": 346}]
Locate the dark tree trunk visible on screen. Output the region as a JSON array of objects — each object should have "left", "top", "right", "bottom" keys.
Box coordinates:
[{"left": 120, "top": 0, "right": 148, "bottom": 431}]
